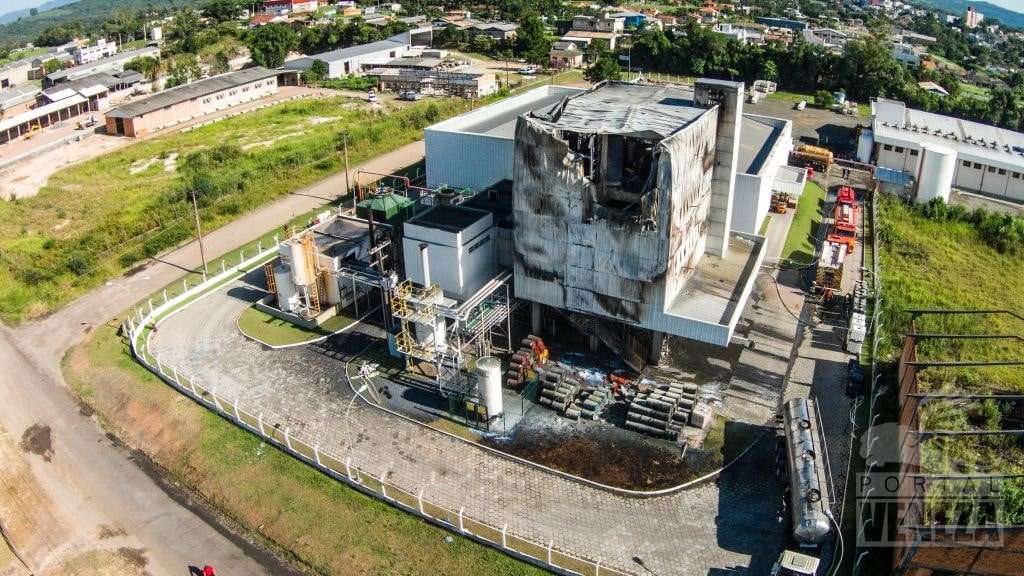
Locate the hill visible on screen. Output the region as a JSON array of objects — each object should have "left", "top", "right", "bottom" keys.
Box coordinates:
[
  {"left": 917, "top": 0, "right": 1024, "bottom": 29},
  {"left": 0, "top": 0, "right": 78, "bottom": 26},
  {"left": 0, "top": 0, "right": 202, "bottom": 45}
]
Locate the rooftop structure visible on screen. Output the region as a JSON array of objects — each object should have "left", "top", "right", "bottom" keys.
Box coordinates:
[
  {"left": 512, "top": 80, "right": 764, "bottom": 355},
  {"left": 425, "top": 84, "right": 586, "bottom": 189},
  {"left": 43, "top": 46, "right": 160, "bottom": 87},
  {"left": 869, "top": 98, "right": 1024, "bottom": 202},
  {"left": 283, "top": 33, "right": 411, "bottom": 78},
  {"left": 105, "top": 67, "right": 280, "bottom": 137}
]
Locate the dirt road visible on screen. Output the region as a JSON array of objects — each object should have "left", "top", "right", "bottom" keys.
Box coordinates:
[{"left": 0, "top": 140, "right": 425, "bottom": 575}]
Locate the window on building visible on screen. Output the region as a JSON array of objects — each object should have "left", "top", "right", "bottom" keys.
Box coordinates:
[
  {"left": 882, "top": 144, "right": 893, "bottom": 151},
  {"left": 962, "top": 160, "right": 971, "bottom": 167},
  {"left": 988, "top": 166, "right": 996, "bottom": 173},
  {"left": 909, "top": 149, "right": 918, "bottom": 156},
  {"left": 974, "top": 163, "right": 982, "bottom": 169},
  {"left": 998, "top": 168, "right": 1006, "bottom": 175},
  {"left": 894, "top": 146, "right": 904, "bottom": 153},
  {"left": 1013, "top": 172, "right": 1021, "bottom": 179}
]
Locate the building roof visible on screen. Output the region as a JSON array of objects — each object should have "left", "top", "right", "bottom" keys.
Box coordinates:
[
  {"left": 283, "top": 34, "right": 409, "bottom": 69},
  {"left": 408, "top": 204, "right": 490, "bottom": 233},
  {"left": 563, "top": 30, "right": 619, "bottom": 40},
  {"left": 427, "top": 84, "right": 585, "bottom": 139},
  {"left": 44, "top": 46, "right": 160, "bottom": 83},
  {"left": 528, "top": 82, "right": 706, "bottom": 139},
  {"left": 0, "top": 57, "right": 33, "bottom": 73},
  {"left": 0, "top": 93, "right": 87, "bottom": 132},
  {"left": 105, "top": 67, "right": 279, "bottom": 119},
  {"left": 917, "top": 81, "right": 949, "bottom": 95},
  {"left": 739, "top": 114, "right": 786, "bottom": 174},
  {"left": 0, "top": 84, "right": 41, "bottom": 110},
  {"left": 872, "top": 98, "right": 1024, "bottom": 173}
]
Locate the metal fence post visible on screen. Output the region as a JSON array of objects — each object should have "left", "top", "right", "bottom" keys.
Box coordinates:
[
  {"left": 239, "top": 250, "right": 245, "bottom": 263},
  {"left": 182, "top": 278, "right": 188, "bottom": 292},
  {"left": 221, "top": 260, "right": 226, "bottom": 273},
  {"left": 187, "top": 375, "right": 198, "bottom": 396},
  {"left": 155, "top": 356, "right": 164, "bottom": 376},
  {"left": 417, "top": 488, "right": 425, "bottom": 515},
  {"left": 458, "top": 506, "right": 464, "bottom": 533},
  {"left": 148, "top": 298, "right": 153, "bottom": 314},
  {"left": 501, "top": 523, "right": 507, "bottom": 549},
  {"left": 171, "top": 366, "right": 179, "bottom": 385},
  {"left": 202, "top": 271, "right": 208, "bottom": 283},
  {"left": 379, "top": 470, "right": 388, "bottom": 499},
  {"left": 273, "top": 234, "right": 279, "bottom": 245},
  {"left": 233, "top": 398, "right": 241, "bottom": 423},
  {"left": 595, "top": 559, "right": 601, "bottom": 576},
  {"left": 258, "top": 240, "right": 262, "bottom": 252},
  {"left": 345, "top": 456, "right": 354, "bottom": 481},
  {"left": 163, "top": 289, "right": 168, "bottom": 304}
]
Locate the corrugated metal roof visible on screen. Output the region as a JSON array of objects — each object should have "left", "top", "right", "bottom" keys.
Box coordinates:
[
  {"left": 105, "top": 67, "right": 279, "bottom": 118},
  {"left": 529, "top": 82, "right": 706, "bottom": 138},
  {"left": 45, "top": 46, "right": 160, "bottom": 83},
  {"left": 283, "top": 33, "right": 410, "bottom": 69},
  {"left": 0, "top": 94, "right": 87, "bottom": 132},
  {"left": 0, "top": 84, "right": 41, "bottom": 110}
]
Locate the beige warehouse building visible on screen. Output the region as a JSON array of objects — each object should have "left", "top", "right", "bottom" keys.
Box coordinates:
[{"left": 105, "top": 67, "right": 280, "bottom": 137}]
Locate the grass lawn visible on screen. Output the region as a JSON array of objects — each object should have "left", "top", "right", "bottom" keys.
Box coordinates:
[
  {"left": 0, "top": 46, "right": 48, "bottom": 66},
  {"left": 780, "top": 181, "right": 826, "bottom": 266},
  {"left": 0, "top": 96, "right": 480, "bottom": 324},
  {"left": 767, "top": 89, "right": 811, "bottom": 103},
  {"left": 64, "top": 324, "right": 545, "bottom": 576},
  {"left": 237, "top": 304, "right": 358, "bottom": 347},
  {"left": 959, "top": 82, "right": 991, "bottom": 101}
]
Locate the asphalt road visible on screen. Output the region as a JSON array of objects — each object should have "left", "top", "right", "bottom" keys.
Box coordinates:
[{"left": 0, "top": 140, "right": 425, "bottom": 575}]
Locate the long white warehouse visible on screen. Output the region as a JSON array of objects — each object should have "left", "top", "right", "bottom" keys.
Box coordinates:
[{"left": 864, "top": 98, "right": 1024, "bottom": 202}]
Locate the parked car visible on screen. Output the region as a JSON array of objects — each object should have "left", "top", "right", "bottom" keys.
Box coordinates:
[
  {"left": 398, "top": 91, "right": 423, "bottom": 101},
  {"left": 517, "top": 66, "right": 537, "bottom": 75}
]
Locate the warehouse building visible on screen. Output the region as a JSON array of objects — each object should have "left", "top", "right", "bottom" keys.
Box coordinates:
[
  {"left": 44, "top": 45, "right": 160, "bottom": 87},
  {"left": 104, "top": 67, "right": 279, "bottom": 137},
  {"left": 0, "top": 84, "right": 41, "bottom": 119},
  {"left": 865, "top": 98, "right": 1024, "bottom": 203},
  {"left": 283, "top": 34, "right": 411, "bottom": 78},
  {"left": 732, "top": 114, "right": 793, "bottom": 234},
  {"left": 0, "top": 58, "right": 34, "bottom": 88},
  {"left": 368, "top": 57, "right": 498, "bottom": 98},
  {"left": 0, "top": 93, "right": 90, "bottom": 144}
]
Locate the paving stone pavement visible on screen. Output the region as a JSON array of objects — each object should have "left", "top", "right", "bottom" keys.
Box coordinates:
[{"left": 151, "top": 277, "right": 788, "bottom": 576}]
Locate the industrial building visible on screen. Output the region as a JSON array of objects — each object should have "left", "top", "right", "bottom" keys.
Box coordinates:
[
  {"left": 43, "top": 45, "right": 160, "bottom": 87},
  {"left": 511, "top": 80, "right": 765, "bottom": 359},
  {"left": 0, "top": 74, "right": 119, "bottom": 145},
  {"left": 283, "top": 34, "right": 411, "bottom": 79},
  {"left": 74, "top": 38, "right": 118, "bottom": 65},
  {"left": 104, "top": 67, "right": 280, "bottom": 137},
  {"left": 426, "top": 84, "right": 793, "bottom": 237},
  {"left": 862, "top": 98, "right": 1024, "bottom": 203},
  {"left": 366, "top": 57, "right": 498, "bottom": 98},
  {"left": 0, "top": 57, "right": 33, "bottom": 89}
]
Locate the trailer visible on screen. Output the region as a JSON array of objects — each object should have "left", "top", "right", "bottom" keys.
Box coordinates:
[{"left": 815, "top": 240, "right": 846, "bottom": 292}]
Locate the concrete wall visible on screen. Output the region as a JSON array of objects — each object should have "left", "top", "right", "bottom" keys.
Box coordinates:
[
  {"left": 731, "top": 114, "right": 792, "bottom": 235},
  {"left": 402, "top": 214, "right": 495, "bottom": 301},
  {"left": 326, "top": 45, "right": 409, "bottom": 78}
]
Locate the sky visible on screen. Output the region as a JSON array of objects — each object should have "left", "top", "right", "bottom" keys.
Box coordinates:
[
  {"left": 984, "top": 0, "right": 1024, "bottom": 14},
  {"left": 0, "top": 0, "right": 45, "bottom": 16}
]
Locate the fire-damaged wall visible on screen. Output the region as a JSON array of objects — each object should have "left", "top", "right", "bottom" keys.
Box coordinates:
[{"left": 511, "top": 96, "right": 719, "bottom": 330}]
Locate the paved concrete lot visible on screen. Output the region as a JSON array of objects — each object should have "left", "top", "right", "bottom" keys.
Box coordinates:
[
  {"left": 746, "top": 98, "right": 864, "bottom": 155},
  {"left": 151, "top": 275, "right": 789, "bottom": 576}
]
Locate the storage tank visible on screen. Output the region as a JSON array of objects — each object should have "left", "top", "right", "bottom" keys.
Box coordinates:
[
  {"left": 324, "top": 274, "right": 341, "bottom": 305},
  {"left": 783, "top": 398, "right": 832, "bottom": 545},
  {"left": 289, "top": 241, "right": 308, "bottom": 286},
  {"left": 476, "top": 357, "right": 503, "bottom": 418},
  {"left": 274, "top": 264, "right": 299, "bottom": 312},
  {"left": 915, "top": 143, "right": 956, "bottom": 203}
]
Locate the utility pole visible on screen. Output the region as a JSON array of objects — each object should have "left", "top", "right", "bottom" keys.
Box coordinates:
[
  {"left": 189, "top": 189, "right": 208, "bottom": 274},
  {"left": 343, "top": 133, "right": 353, "bottom": 208}
]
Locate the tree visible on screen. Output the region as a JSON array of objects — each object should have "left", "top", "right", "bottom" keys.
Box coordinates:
[
  {"left": 762, "top": 60, "right": 778, "bottom": 82},
  {"left": 168, "top": 9, "right": 203, "bottom": 54},
  {"left": 165, "top": 54, "right": 201, "bottom": 88},
  {"left": 202, "top": 0, "right": 244, "bottom": 23},
  {"left": 124, "top": 56, "right": 161, "bottom": 82},
  {"left": 515, "top": 13, "right": 550, "bottom": 65},
  {"left": 29, "top": 8, "right": 38, "bottom": 16},
  {"left": 814, "top": 90, "right": 835, "bottom": 108},
  {"left": 42, "top": 58, "right": 65, "bottom": 74},
  {"left": 837, "top": 39, "right": 906, "bottom": 101},
  {"left": 584, "top": 52, "right": 622, "bottom": 83},
  {"left": 247, "top": 23, "right": 297, "bottom": 68},
  {"left": 35, "top": 22, "right": 84, "bottom": 46},
  {"left": 306, "top": 59, "right": 328, "bottom": 83}
]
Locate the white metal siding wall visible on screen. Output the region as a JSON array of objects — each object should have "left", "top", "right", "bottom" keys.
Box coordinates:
[
  {"left": 731, "top": 174, "right": 763, "bottom": 234},
  {"left": 425, "top": 129, "right": 514, "bottom": 190}
]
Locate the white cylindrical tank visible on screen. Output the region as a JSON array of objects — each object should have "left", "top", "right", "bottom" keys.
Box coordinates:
[
  {"left": 476, "top": 356, "right": 503, "bottom": 418},
  {"left": 274, "top": 264, "right": 298, "bottom": 312},
  {"left": 324, "top": 275, "right": 341, "bottom": 305},
  {"left": 289, "top": 241, "right": 308, "bottom": 286},
  {"left": 915, "top": 143, "right": 956, "bottom": 203}
]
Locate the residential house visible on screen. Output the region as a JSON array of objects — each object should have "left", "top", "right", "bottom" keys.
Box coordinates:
[{"left": 549, "top": 41, "right": 583, "bottom": 69}]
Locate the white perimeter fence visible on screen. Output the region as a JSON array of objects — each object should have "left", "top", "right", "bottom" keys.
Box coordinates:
[{"left": 125, "top": 241, "right": 634, "bottom": 576}]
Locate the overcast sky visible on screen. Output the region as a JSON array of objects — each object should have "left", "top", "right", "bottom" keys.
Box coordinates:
[{"left": 0, "top": 0, "right": 45, "bottom": 16}]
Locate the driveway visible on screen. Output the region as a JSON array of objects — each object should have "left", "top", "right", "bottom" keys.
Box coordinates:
[{"left": 0, "top": 140, "right": 424, "bottom": 575}]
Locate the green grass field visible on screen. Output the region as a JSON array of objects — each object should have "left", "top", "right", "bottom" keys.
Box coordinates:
[
  {"left": 780, "top": 181, "right": 825, "bottom": 266},
  {"left": 959, "top": 82, "right": 991, "bottom": 101},
  {"left": 0, "top": 46, "right": 48, "bottom": 66},
  {"left": 237, "top": 305, "right": 358, "bottom": 347},
  {"left": 0, "top": 96, "right": 475, "bottom": 324},
  {"left": 64, "top": 324, "right": 545, "bottom": 576}
]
